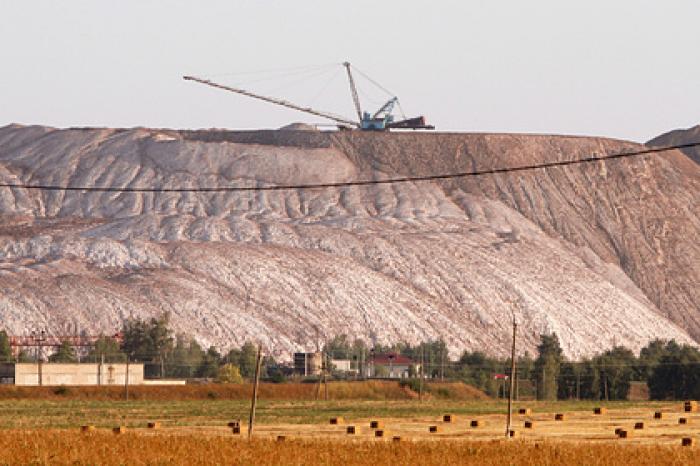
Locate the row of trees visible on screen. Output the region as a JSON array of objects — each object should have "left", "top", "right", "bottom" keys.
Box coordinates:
[
  {"left": 2, "top": 321, "right": 699, "bottom": 398},
  {"left": 0, "top": 317, "right": 274, "bottom": 383},
  {"left": 323, "top": 332, "right": 700, "bottom": 401}
]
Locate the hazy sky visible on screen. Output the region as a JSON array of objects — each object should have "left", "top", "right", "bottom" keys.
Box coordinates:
[{"left": 1, "top": 0, "right": 699, "bottom": 142}]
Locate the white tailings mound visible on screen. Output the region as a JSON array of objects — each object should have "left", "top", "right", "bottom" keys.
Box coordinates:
[{"left": 0, "top": 125, "right": 698, "bottom": 359}]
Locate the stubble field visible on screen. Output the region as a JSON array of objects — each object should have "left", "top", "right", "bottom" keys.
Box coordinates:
[{"left": 0, "top": 383, "right": 698, "bottom": 465}]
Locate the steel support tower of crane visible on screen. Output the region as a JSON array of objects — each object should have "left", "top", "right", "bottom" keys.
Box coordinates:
[{"left": 184, "top": 61, "right": 434, "bottom": 131}]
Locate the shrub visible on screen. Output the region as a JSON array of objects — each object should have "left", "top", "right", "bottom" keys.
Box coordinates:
[
  {"left": 216, "top": 364, "right": 244, "bottom": 384},
  {"left": 53, "top": 386, "right": 71, "bottom": 396}
]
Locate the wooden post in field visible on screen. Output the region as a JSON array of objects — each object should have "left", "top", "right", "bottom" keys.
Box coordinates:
[
  {"left": 248, "top": 345, "right": 263, "bottom": 439},
  {"left": 124, "top": 356, "right": 130, "bottom": 401},
  {"left": 505, "top": 317, "right": 517, "bottom": 438},
  {"left": 542, "top": 366, "right": 547, "bottom": 400},
  {"left": 419, "top": 345, "right": 424, "bottom": 402}
]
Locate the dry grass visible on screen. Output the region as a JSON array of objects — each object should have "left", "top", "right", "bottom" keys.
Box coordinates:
[
  {"left": 0, "top": 380, "right": 487, "bottom": 401},
  {"left": 0, "top": 430, "right": 697, "bottom": 465}
]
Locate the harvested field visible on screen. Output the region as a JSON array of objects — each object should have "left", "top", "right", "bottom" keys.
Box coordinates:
[
  {"left": 0, "top": 431, "right": 698, "bottom": 466},
  {"left": 1, "top": 398, "right": 699, "bottom": 464},
  {"left": 0, "top": 381, "right": 488, "bottom": 401}
]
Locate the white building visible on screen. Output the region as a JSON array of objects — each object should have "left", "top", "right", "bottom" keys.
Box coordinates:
[{"left": 0, "top": 362, "right": 144, "bottom": 386}]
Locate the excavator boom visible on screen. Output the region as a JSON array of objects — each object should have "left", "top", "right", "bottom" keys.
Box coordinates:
[{"left": 183, "top": 75, "right": 360, "bottom": 128}]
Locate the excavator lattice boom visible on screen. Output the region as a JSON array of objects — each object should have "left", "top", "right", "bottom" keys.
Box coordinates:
[{"left": 183, "top": 62, "right": 434, "bottom": 131}]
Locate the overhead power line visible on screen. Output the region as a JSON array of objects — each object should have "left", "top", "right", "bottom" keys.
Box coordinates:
[{"left": 0, "top": 141, "right": 697, "bottom": 194}]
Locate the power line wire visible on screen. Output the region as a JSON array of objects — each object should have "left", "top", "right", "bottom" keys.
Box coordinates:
[{"left": 0, "top": 141, "right": 696, "bottom": 193}]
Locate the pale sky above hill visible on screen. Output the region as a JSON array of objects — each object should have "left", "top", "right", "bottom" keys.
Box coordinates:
[{"left": 1, "top": 0, "right": 699, "bottom": 142}]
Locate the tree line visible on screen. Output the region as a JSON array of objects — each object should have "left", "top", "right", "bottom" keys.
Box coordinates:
[
  {"left": 321, "top": 333, "right": 700, "bottom": 401},
  {"left": 2, "top": 320, "right": 699, "bottom": 399}
]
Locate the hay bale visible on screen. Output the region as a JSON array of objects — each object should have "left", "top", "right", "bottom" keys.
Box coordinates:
[
  {"left": 470, "top": 420, "right": 484, "bottom": 428},
  {"left": 232, "top": 426, "right": 241, "bottom": 435},
  {"left": 370, "top": 420, "right": 384, "bottom": 429},
  {"left": 508, "top": 430, "right": 518, "bottom": 438},
  {"left": 429, "top": 425, "right": 441, "bottom": 433},
  {"left": 554, "top": 413, "right": 565, "bottom": 421},
  {"left": 346, "top": 426, "right": 359, "bottom": 435},
  {"left": 524, "top": 421, "right": 534, "bottom": 429},
  {"left": 654, "top": 412, "right": 663, "bottom": 419},
  {"left": 227, "top": 420, "right": 240, "bottom": 428},
  {"left": 147, "top": 422, "right": 161, "bottom": 429},
  {"left": 443, "top": 414, "right": 455, "bottom": 423},
  {"left": 80, "top": 425, "right": 95, "bottom": 433},
  {"left": 684, "top": 401, "right": 698, "bottom": 412},
  {"left": 614, "top": 427, "right": 623, "bottom": 436},
  {"left": 594, "top": 407, "right": 608, "bottom": 415},
  {"left": 392, "top": 436, "right": 402, "bottom": 442},
  {"left": 634, "top": 422, "right": 644, "bottom": 430},
  {"left": 374, "top": 429, "right": 386, "bottom": 438},
  {"left": 330, "top": 417, "right": 344, "bottom": 425},
  {"left": 681, "top": 437, "right": 695, "bottom": 447},
  {"left": 112, "top": 426, "right": 126, "bottom": 435},
  {"left": 276, "top": 435, "right": 286, "bottom": 442},
  {"left": 517, "top": 408, "right": 531, "bottom": 415},
  {"left": 618, "top": 429, "right": 632, "bottom": 439},
  {"left": 679, "top": 417, "right": 690, "bottom": 425}
]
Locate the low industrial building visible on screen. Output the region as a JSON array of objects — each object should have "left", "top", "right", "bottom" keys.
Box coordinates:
[{"left": 0, "top": 362, "right": 144, "bottom": 386}]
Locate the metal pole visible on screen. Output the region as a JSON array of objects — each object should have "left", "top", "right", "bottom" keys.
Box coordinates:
[
  {"left": 248, "top": 345, "right": 263, "bottom": 439},
  {"left": 505, "top": 318, "right": 517, "bottom": 438}
]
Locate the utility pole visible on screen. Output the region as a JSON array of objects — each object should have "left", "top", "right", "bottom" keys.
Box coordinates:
[
  {"left": 542, "top": 366, "right": 546, "bottom": 400},
  {"left": 360, "top": 346, "right": 365, "bottom": 380},
  {"left": 248, "top": 345, "right": 263, "bottom": 439},
  {"left": 323, "top": 354, "right": 331, "bottom": 401},
  {"left": 419, "top": 345, "right": 424, "bottom": 402},
  {"left": 124, "top": 356, "right": 130, "bottom": 401},
  {"left": 98, "top": 353, "right": 104, "bottom": 386},
  {"left": 505, "top": 317, "right": 517, "bottom": 438},
  {"left": 440, "top": 347, "right": 445, "bottom": 381},
  {"left": 32, "top": 330, "right": 46, "bottom": 387},
  {"left": 602, "top": 368, "right": 609, "bottom": 401},
  {"left": 576, "top": 370, "right": 581, "bottom": 401}
]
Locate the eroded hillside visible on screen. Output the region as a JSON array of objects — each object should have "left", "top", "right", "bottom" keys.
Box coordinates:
[{"left": 0, "top": 124, "right": 698, "bottom": 359}]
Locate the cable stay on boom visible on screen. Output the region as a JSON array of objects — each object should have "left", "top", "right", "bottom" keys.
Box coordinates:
[{"left": 183, "top": 61, "right": 434, "bottom": 131}]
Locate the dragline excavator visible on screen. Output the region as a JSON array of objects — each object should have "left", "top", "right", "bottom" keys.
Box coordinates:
[{"left": 183, "top": 62, "right": 434, "bottom": 131}]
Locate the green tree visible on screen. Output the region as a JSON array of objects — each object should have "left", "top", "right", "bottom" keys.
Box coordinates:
[
  {"left": 167, "top": 335, "right": 204, "bottom": 378},
  {"left": 636, "top": 339, "right": 668, "bottom": 381},
  {"left": 648, "top": 342, "right": 700, "bottom": 400},
  {"left": 216, "top": 364, "right": 244, "bottom": 384},
  {"left": 197, "top": 346, "right": 221, "bottom": 378},
  {"left": 324, "top": 335, "right": 353, "bottom": 360},
  {"left": 454, "top": 351, "right": 501, "bottom": 397},
  {"left": 49, "top": 340, "right": 77, "bottom": 363},
  {"left": 87, "top": 336, "right": 125, "bottom": 363},
  {"left": 534, "top": 333, "right": 564, "bottom": 400},
  {"left": 121, "top": 314, "right": 174, "bottom": 376},
  {"left": 16, "top": 350, "right": 34, "bottom": 363},
  {"left": 0, "top": 330, "right": 12, "bottom": 362},
  {"left": 595, "top": 346, "right": 636, "bottom": 400},
  {"left": 237, "top": 342, "right": 259, "bottom": 379}
]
